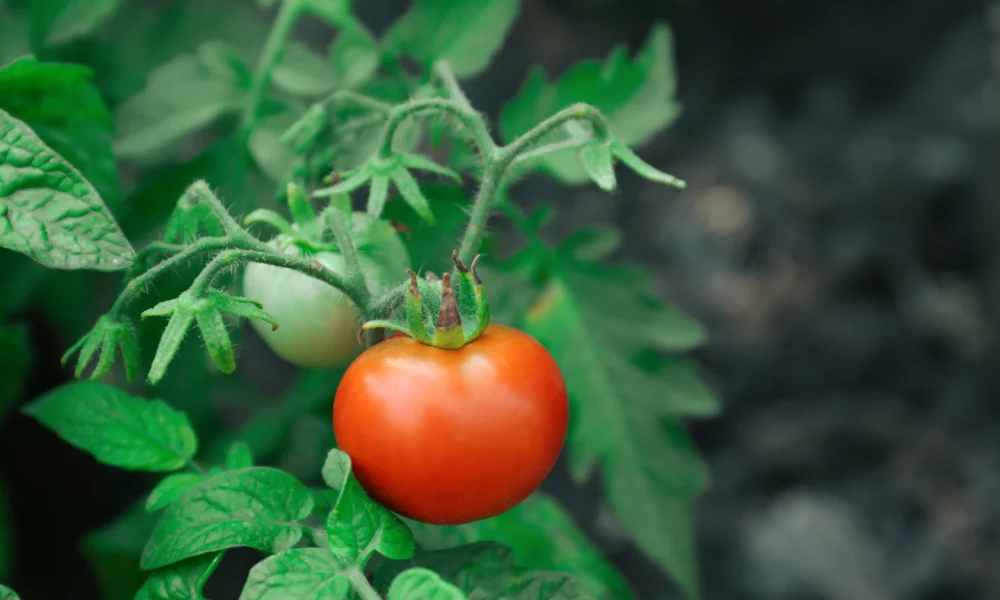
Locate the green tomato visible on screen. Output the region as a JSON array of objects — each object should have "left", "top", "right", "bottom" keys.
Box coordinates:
[{"left": 242, "top": 215, "right": 409, "bottom": 368}]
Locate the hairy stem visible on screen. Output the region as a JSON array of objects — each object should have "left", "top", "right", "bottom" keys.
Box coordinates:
[
  {"left": 188, "top": 180, "right": 244, "bottom": 236},
  {"left": 323, "top": 208, "right": 364, "bottom": 290},
  {"left": 377, "top": 98, "right": 495, "bottom": 160},
  {"left": 347, "top": 567, "right": 382, "bottom": 600},
  {"left": 433, "top": 61, "right": 474, "bottom": 110},
  {"left": 243, "top": 0, "right": 302, "bottom": 129}
]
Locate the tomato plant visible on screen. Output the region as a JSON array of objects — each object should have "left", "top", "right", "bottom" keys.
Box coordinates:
[{"left": 0, "top": 1, "right": 720, "bottom": 599}]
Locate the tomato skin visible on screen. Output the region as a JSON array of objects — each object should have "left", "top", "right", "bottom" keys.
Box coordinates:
[{"left": 333, "top": 324, "right": 569, "bottom": 524}]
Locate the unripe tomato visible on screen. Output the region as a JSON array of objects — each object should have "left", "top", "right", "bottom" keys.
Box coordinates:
[
  {"left": 333, "top": 324, "right": 569, "bottom": 524},
  {"left": 242, "top": 220, "right": 408, "bottom": 368}
]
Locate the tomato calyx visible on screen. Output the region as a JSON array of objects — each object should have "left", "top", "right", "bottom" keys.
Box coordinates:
[{"left": 361, "top": 251, "right": 492, "bottom": 349}]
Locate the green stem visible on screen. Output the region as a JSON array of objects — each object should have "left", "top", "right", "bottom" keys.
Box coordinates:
[
  {"left": 433, "top": 61, "right": 473, "bottom": 110},
  {"left": 188, "top": 180, "right": 244, "bottom": 236},
  {"left": 243, "top": 0, "right": 303, "bottom": 129},
  {"left": 330, "top": 89, "right": 392, "bottom": 114},
  {"left": 347, "top": 567, "right": 382, "bottom": 600},
  {"left": 508, "top": 137, "right": 590, "bottom": 170},
  {"left": 127, "top": 242, "right": 187, "bottom": 278},
  {"left": 455, "top": 104, "right": 611, "bottom": 266},
  {"left": 377, "top": 98, "right": 495, "bottom": 160},
  {"left": 323, "top": 208, "right": 363, "bottom": 289},
  {"left": 110, "top": 238, "right": 235, "bottom": 318}
]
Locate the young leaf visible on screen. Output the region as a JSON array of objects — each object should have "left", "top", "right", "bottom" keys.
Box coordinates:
[
  {"left": 114, "top": 42, "right": 248, "bottom": 160},
  {"left": 387, "top": 568, "right": 465, "bottom": 600},
  {"left": 406, "top": 492, "right": 634, "bottom": 600},
  {"left": 375, "top": 542, "right": 595, "bottom": 600},
  {"left": 141, "top": 467, "right": 314, "bottom": 570},
  {"left": 0, "top": 584, "right": 19, "bottom": 600},
  {"left": 225, "top": 441, "right": 254, "bottom": 470},
  {"left": 146, "top": 473, "right": 205, "bottom": 513},
  {"left": 137, "top": 552, "right": 222, "bottom": 600},
  {"left": 0, "top": 108, "right": 134, "bottom": 271},
  {"left": 382, "top": 0, "right": 521, "bottom": 78},
  {"left": 516, "top": 239, "right": 716, "bottom": 599},
  {"left": 22, "top": 381, "right": 198, "bottom": 472},
  {"left": 322, "top": 449, "right": 415, "bottom": 565},
  {"left": 0, "top": 323, "right": 31, "bottom": 423},
  {"left": 239, "top": 548, "right": 351, "bottom": 600},
  {"left": 31, "top": 0, "right": 126, "bottom": 46},
  {"left": 500, "top": 23, "right": 680, "bottom": 184},
  {"left": 0, "top": 56, "right": 121, "bottom": 205}
]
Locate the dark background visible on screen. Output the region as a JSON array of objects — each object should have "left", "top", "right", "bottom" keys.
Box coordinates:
[{"left": 3, "top": 0, "right": 1000, "bottom": 599}]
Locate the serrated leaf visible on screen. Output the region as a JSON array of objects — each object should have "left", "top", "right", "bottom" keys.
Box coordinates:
[
  {"left": 375, "top": 542, "right": 595, "bottom": 600},
  {"left": 0, "top": 56, "right": 121, "bottom": 206},
  {"left": 387, "top": 568, "right": 465, "bottom": 600},
  {"left": 323, "top": 450, "right": 415, "bottom": 565},
  {"left": 383, "top": 0, "right": 521, "bottom": 78},
  {"left": 146, "top": 473, "right": 205, "bottom": 513},
  {"left": 0, "top": 584, "right": 19, "bottom": 600},
  {"left": 518, "top": 244, "right": 714, "bottom": 599},
  {"left": 0, "top": 323, "right": 31, "bottom": 422},
  {"left": 500, "top": 22, "right": 680, "bottom": 184},
  {"left": 115, "top": 42, "right": 248, "bottom": 160},
  {"left": 142, "top": 467, "right": 314, "bottom": 570},
  {"left": 406, "top": 492, "right": 633, "bottom": 600},
  {"left": 138, "top": 552, "right": 222, "bottom": 600},
  {"left": 22, "top": 381, "right": 198, "bottom": 472},
  {"left": 239, "top": 548, "right": 351, "bottom": 600},
  {"left": 31, "top": 0, "right": 126, "bottom": 46},
  {"left": 272, "top": 41, "right": 335, "bottom": 97},
  {"left": 0, "top": 108, "right": 134, "bottom": 270}
]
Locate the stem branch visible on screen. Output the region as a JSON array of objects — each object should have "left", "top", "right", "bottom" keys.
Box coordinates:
[
  {"left": 347, "top": 567, "right": 382, "bottom": 600},
  {"left": 378, "top": 98, "right": 495, "bottom": 160},
  {"left": 243, "top": 0, "right": 302, "bottom": 129}
]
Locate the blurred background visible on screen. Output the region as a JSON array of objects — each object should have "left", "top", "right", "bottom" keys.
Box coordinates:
[{"left": 3, "top": 0, "right": 1000, "bottom": 599}]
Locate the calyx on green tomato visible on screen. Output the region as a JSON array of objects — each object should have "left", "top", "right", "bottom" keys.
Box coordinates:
[
  {"left": 333, "top": 322, "right": 569, "bottom": 524},
  {"left": 334, "top": 254, "right": 568, "bottom": 524},
  {"left": 242, "top": 214, "right": 409, "bottom": 368}
]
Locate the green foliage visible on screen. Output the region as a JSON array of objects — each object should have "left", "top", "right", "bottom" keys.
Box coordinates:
[
  {"left": 0, "top": 0, "right": 715, "bottom": 598},
  {"left": 23, "top": 381, "right": 198, "bottom": 471},
  {"left": 0, "top": 584, "right": 19, "bottom": 600}
]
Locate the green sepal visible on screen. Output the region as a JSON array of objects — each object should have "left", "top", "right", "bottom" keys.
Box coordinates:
[
  {"left": 611, "top": 140, "right": 685, "bottom": 189},
  {"left": 243, "top": 209, "right": 293, "bottom": 235},
  {"left": 452, "top": 253, "right": 491, "bottom": 343},
  {"left": 367, "top": 174, "right": 391, "bottom": 221},
  {"left": 286, "top": 182, "right": 319, "bottom": 236},
  {"left": 398, "top": 152, "right": 461, "bottom": 182},
  {"left": 195, "top": 306, "right": 236, "bottom": 374},
  {"left": 209, "top": 290, "right": 279, "bottom": 332},
  {"left": 579, "top": 141, "right": 617, "bottom": 191},
  {"left": 360, "top": 319, "right": 415, "bottom": 340},
  {"left": 406, "top": 270, "right": 434, "bottom": 343},
  {"left": 431, "top": 273, "right": 464, "bottom": 349},
  {"left": 147, "top": 308, "right": 195, "bottom": 385},
  {"left": 390, "top": 168, "right": 435, "bottom": 225},
  {"left": 311, "top": 168, "right": 371, "bottom": 198},
  {"left": 61, "top": 315, "right": 142, "bottom": 383}
]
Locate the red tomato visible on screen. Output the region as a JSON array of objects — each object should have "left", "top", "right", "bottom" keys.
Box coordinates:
[{"left": 333, "top": 324, "right": 569, "bottom": 524}]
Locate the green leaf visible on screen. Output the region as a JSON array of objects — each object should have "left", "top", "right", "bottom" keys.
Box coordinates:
[
  {"left": 0, "top": 323, "right": 31, "bottom": 422},
  {"left": 31, "top": 0, "right": 125, "bottom": 46},
  {"left": 238, "top": 548, "right": 351, "bottom": 600},
  {"left": 141, "top": 467, "right": 314, "bottom": 570},
  {"left": 0, "top": 56, "right": 122, "bottom": 206},
  {"left": 500, "top": 22, "right": 680, "bottom": 184},
  {"left": 380, "top": 184, "right": 471, "bottom": 274},
  {"left": 383, "top": 0, "right": 521, "bottom": 78},
  {"left": 406, "top": 492, "right": 633, "bottom": 600},
  {"left": 248, "top": 110, "right": 298, "bottom": 182},
  {"left": 0, "top": 108, "right": 134, "bottom": 271},
  {"left": 322, "top": 449, "right": 415, "bottom": 565},
  {"left": 272, "top": 42, "right": 335, "bottom": 97},
  {"left": 114, "top": 42, "right": 248, "bottom": 160},
  {"left": 0, "top": 584, "right": 20, "bottom": 600},
  {"left": 578, "top": 142, "right": 616, "bottom": 191},
  {"left": 375, "top": 542, "right": 595, "bottom": 600},
  {"left": 225, "top": 441, "right": 254, "bottom": 470},
  {"left": 387, "top": 568, "right": 465, "bottom": 600},
  {"left": 517, "top": 238, "right": 714, "bottom": 599},
  {"left": 138, "top": 552, "right": 222, "bottom": 600},
  {"left": 146, "top": 473, "right": 205, "bottom": 513},
  {"left": 22, "top": 381, "right": 198, "bottom": 472}
]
